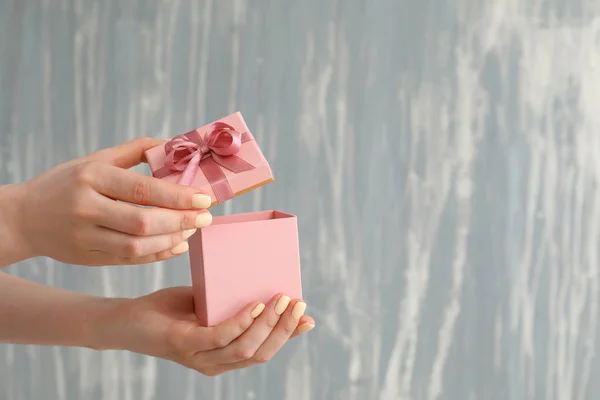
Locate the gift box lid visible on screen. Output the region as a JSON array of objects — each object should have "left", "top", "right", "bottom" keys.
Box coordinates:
[{"left": 144, "top": 112, "right": 274, "bottom": 207}]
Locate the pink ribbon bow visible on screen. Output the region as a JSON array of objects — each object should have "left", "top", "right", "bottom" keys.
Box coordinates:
[{"left": 153, "top": 122, "right": 255, "bottom": 203}]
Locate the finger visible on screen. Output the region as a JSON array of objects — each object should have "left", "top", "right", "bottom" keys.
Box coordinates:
[
  {"left": 232, "top": 299, "right": 306, "bottom": 366},
  {"left": 91, "top": 196, "right": 212, "bottom": 235},
  {"left": 89, "top": 226, "right": 197, "bottom": 259},
  {"left": 197, "top": 293, "right": 290, "bottom": 365},
  {"left": 91, "top": 164, "right": 212, "bottom": 209},
  {"left": 205, "top": 301, "right": 307, "bottom": 375},
  {"left": 179, "top": 301, "right": 266, "bottom": 353},
  {"left": 84, "top": 246, "right": 186, "bottom": 266},
  {"left": 87, "top": 137, "right": 166, "bottom": 169},
  {"left": 290, "top": 315, "right": 315, "bottom": 339}
]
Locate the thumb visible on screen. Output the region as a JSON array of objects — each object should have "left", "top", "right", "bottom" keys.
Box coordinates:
[{"left": 88, "top": 137, "right": 166, "bottom": 169}]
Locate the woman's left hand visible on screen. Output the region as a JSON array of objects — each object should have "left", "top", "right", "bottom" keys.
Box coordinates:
[
  {"left": 0, "top": 273, "right": 316, "bottom": 374},
  {"left": 98, "top": 287, "right": 316, "bottom": 375}
]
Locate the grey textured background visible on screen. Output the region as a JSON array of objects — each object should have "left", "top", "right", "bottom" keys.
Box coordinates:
[{"left": 2, "top": 0, "right": 600, "bottom": 399}]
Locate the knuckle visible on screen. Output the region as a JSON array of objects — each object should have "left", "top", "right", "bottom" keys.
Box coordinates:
[
  {"left": 71, "top": 197, "right": 93, "bottom": 219},
  {"left": 124, "top": 239, "right": 144, "bottom": 257},
  {"left": 237, "top": 317, "right": 253, "bottom": 333},
  {"left": 253, "top": 352, "right": 273, "bottom": 363},
  {"left": 173, "top": 189, "right": 186, "bottom": 209},
  {"left": 72, "top": 162, "right": 97, "bottom": 186},
  {"left": 180, "top": 212, "right": 195, "bottom": 230},
  {"left": 282, "top": 321, "right": 296, "bottom": 336},
  {"left": 233, "top": 347, "right": 255, "bottom": 361},
  {"left": 131, "top": 179, "right": 152, "bottom": 205},
  {"left": 132, "top": 211, "right": 152, "bottom": 235},
  {"left": 72, "top": 205, "right": 86, "bottom": 219},
  {"left": 211, "top": 332, "right": 230, "bottom": 349},
  {"left": 266, "top": 317, "right": 279, "bottom": 330}
]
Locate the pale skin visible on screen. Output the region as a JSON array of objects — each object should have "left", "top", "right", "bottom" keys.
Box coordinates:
[{"left": 0, "top": 137, "right": 315, "bottom": 376}]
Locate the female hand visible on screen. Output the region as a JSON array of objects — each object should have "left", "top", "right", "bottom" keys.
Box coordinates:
[
  {"left": 0, "top": 273, "right": 316, "bottom": 374},
  {"left": 101, "top": 287, "right": 316, "bottom": 375},
  {"left": 0, "top": 137, "right": 214, "bottom": 267}
]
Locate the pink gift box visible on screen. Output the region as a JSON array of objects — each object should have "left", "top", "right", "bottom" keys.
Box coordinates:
[
  {"left": 189, "top": 210, "right": 303, "bottom": 326},
  {"left": 144, "top": 112, "right": 274, "bottom": 207}
]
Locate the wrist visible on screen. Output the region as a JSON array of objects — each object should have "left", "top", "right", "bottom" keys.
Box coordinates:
[
  {"left": 86, "top": 297, "right": 134, "bottom": 351},
  {"left": 0, "top": 184, "right": 36, "bottom": 266}
]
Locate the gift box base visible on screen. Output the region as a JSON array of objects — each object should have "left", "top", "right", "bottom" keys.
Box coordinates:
[{"left": 189, "top": 210, "right": 302, "bottom": 326}]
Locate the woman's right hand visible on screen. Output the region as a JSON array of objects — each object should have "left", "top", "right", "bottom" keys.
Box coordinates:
[{"left": 3, "top": 137, "right": 214, "bottom": 267}]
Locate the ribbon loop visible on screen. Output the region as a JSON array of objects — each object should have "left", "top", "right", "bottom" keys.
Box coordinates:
[{"left": 153, "top": 123, "right": 255, "bottom": 203}]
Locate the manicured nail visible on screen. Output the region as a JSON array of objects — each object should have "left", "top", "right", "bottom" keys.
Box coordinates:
[
  {"left": 297, "top": 323, "right": 315, "bottom": 334},
  {"left": 195, "top": 212, "right": 213, "bottom": 228},
  {"left": 274, "top": 295, "right": 291, "bottom": 315},
  {"left": 291, "top": 302, "right": 307, "bottom": 320},
  {"left": 170, "top": 241, "right": 189, "bottom": 255},
  {"left": 182, "top": 229, "right": 197, "bottom": 240},
  {"left": 250, "top": 303, "right": 266, "bottom": 318},
  {"left": 192, "top": 194, "right": 212, "bottom": 209}
]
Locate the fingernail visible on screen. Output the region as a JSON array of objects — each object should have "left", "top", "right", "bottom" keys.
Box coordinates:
[
  {"left": 182, "top": 229, "right": 197, "bottom": 240},
  {"left": 297, "top": 323, "right": 315, "bottom": 334},
  {"left": 195, "top": 212, "right": 213, "bottom": 228},
  {"left": 291, "top": 302, "right": 307, "bottom": 320},
  {"left": 274, "top": 295, "right": 291, "bottom": 315},
  {"left": 250, "top": 303, "right": 266, "bottom": 318},
  {"left": 171, "top": 241, "right": 189, "bottom": 255},
  {"left": 192, "top": 194, "right": 212, "bottom": 209}
]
